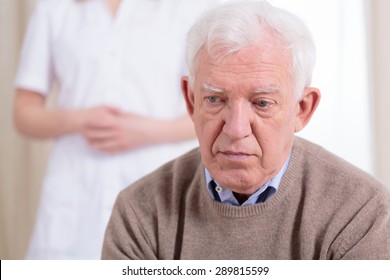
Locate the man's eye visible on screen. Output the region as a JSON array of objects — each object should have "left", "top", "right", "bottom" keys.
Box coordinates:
[
  {"left": 207, "top": 96, "right": 220, "bottom": 103},
  {"left": 255, "top": 99, "right": 272, "bottom": 108}
]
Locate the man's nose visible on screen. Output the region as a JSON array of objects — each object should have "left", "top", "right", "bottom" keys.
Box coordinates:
[{"left": 222, "top": 101, "right": 253, "bottom": 140}]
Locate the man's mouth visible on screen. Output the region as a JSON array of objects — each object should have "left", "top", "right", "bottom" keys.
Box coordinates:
[{"left": 219, "top": 151, "right": 252, "bottom": 161}]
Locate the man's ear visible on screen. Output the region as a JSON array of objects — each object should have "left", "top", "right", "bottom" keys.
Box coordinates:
[
  {"left": 295, "top": 87, "right": 321, "bottom": 132},
  {"left": 181, "top": 76, "right": 195, "bottom": 119}
]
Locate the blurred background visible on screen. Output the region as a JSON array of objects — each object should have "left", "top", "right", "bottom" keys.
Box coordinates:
[{"left": 1, "top": 0, "right": 389, "bottom": 259}]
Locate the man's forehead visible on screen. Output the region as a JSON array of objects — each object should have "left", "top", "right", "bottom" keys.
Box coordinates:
[
  {"left": 195, "top": 43, "right": 292, "bottom": 94},
  {"left": 198, "top": 46, "right": 291, "bottom": 74},
  {"left": 199, "top": 37, "right": 289, "bottom": 64}
]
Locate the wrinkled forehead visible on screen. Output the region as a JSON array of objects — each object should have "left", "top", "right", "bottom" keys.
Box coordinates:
[
  {"left": 196, "top": 43, "right": 293, "bottom": 81},
  {"left": 193, "top": 42, "right": 296, "bottom": 96},
  {"left": 198, "top": 39, "right": 292, "bottom": 71},
  {"left": 205, "top": 48, "right": 283, "bottom": 67}
]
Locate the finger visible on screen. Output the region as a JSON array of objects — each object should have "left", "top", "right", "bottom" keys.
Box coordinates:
[
  {"left": 103, "top": 105, "right": 122, "bottom": 115},
  {"left": 85, "top": 110, "right": 121, "bottom": 129},
  {"left": 85, "top": 120, "right": 116, "bottom": 129},
  {"left": 83, "top": 127, "right": 117, "bottom": 141}
]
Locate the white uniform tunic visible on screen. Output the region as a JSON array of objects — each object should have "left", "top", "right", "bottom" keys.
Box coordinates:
[{"left": 15, "top": 0, "right": 215, "bottom": 259}]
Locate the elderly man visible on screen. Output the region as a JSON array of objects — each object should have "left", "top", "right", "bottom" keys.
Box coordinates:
[{"left": 102, "top": 1, "right": 390, "bottom": 259}]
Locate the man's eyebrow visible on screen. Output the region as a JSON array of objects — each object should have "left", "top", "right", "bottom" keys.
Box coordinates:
[
  {"left": 201, "top": 82, "right": 225, "bottom": 93},
  {"left": 253, "top": 87, "right": 279, "bottom": 94}
]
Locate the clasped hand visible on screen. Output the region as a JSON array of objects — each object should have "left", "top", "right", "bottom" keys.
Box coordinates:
[{"left": 79, "top": 105, "right": 156, "bottom": 153}]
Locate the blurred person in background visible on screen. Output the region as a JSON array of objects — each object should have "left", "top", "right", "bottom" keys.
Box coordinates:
[{"left": 13, "top": 0, "right": 218, "bottom": 259}]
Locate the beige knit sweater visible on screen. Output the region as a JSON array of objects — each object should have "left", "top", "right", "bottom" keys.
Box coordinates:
[{"left": 102, "top": 137, "right": 390, "bottom": 259}]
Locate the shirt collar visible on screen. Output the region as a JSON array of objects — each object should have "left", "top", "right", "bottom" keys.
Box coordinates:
[{"left": 205, "top": 152, "right": 291, "bottom": 206}]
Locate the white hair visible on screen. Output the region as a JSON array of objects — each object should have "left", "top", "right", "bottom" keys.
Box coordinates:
[{"left": 185, "top": 0, "right": 316, "bottom": 99}]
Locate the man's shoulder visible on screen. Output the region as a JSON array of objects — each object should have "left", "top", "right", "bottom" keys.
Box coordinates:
[
  {"left": 293, "top": 136, "right": 373, "bottom": 179},
  {"left": 292, "top": 136, "right": 390, "bottom": 202},
  {"left": 293, "top": 136, "right": 380, "bottom": 185}
]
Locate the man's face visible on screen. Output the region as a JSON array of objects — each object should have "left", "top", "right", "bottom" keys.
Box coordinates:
[{"left": 183, "top": 38, "right": 314, "bottom": 195}]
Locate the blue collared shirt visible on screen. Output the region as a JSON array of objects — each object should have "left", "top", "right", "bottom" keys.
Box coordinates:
[{"left": 205, "top": 153, "right": 291, "bottom": 206}]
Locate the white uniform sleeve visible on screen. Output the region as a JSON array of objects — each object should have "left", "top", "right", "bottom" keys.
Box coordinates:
[{"left": 14, "top": 0, "right": 54, "bottom": 96}]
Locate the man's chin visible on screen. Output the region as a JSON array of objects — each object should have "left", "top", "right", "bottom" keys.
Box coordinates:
[{"left": 213, "top": 171, "right": 259, "bottom": 194}]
